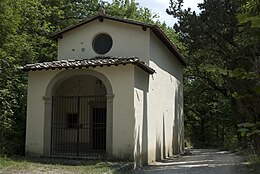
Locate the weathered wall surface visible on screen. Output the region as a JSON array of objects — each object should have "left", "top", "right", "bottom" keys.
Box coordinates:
[
  {"left": 57, "top": 19, "right": 150, "bottom": 63},
  {"left": 133, "top": 31, "right": 184, "bottom": 165},
  {"left": 146, "top": 32, "right": 184, "bottom": 164},
  {"left": 26, "top": 70, "right": 59, "bottom": 155}
]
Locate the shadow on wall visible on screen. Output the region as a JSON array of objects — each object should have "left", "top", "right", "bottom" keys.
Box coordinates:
[
  {"left": 153, "top": 82, "right": 184, "bottom": 162},
  {"left": 150, "top": 35, "right": 184, "bottom": 159},
  {"left": 173, "top": 82, "right": 184, "bottom": 154},
  {"left": 134, "top": 69, "right": 148, "bottom": 168},
  {"left": 134, "top": 91, "right": 148, "bottom": 168},
  {"left": 134, "top": 126, "right": 141, "bottom": 167},
  {"left": 156, "top": 132, "right": 161, "bottom": 161},
  {"left": 142, "top": 90, "right": 148, "bottom": 164},
  {"left": 134, "top": 57, "right": 184, "bottom": 165},
  {"left": 163, "top": 115, "right": 166, "bottom": 159},
  {"left": 155, "top": 115, "right": 166, "bottom": 161}
]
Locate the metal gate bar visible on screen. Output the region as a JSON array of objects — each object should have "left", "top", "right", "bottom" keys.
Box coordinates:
[{"left": 51, "top": 96, "right": 106, "bottom": 157}]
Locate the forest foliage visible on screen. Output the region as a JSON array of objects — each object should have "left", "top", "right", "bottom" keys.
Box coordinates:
[
  {"left": 167, "top": 0, "right": 260, "bottom": 152},
  {"left": 0, "top": 0, "right": 259, "bottom": 156}
]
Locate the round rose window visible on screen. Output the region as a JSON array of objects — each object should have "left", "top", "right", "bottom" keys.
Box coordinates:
[{"left": 92, "top": 33, "right": 113, "bottom": 54}]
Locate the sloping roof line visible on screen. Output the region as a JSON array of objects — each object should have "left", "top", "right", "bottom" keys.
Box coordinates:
[
  {"left": 51, "top": 14, "right": 187, "bottom": 66},
  {"left": 20, "top": 57, "right": 155, "bottom": 74}
]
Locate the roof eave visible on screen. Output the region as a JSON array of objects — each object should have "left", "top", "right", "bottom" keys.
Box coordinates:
[
  {"left": 51, "top": 14, "right": 153, "bottom": 39},
  {"left": 19, "top": 57, "right": 156, "bottom": 75}
]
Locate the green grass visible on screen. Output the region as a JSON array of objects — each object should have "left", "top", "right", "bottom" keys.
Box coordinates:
[
  {"left": 0, "top": 156, "right": 133, "bottom": 174},
  {"left": 246, "top": 154, "right": 260, "bottom": 174},
  {"left": 237, "top": 148, "right": 260, "bottom": 174}
]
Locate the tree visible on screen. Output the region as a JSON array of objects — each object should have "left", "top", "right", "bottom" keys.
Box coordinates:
[
  {"left": 0, "top": 0, "right": 28, "bottom": 155},
  {"left": 0, "top": 0, "right": 100, "bottom": 155},
  {"left": 236, "top": 0, "right": 260, "bottom": 152},
  {"left": 167, "top": 0, "right": 260, "bottom": 150}
]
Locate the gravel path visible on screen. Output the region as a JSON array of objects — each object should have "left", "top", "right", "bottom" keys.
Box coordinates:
[{"left": 140, "top": 149, "right": 249, "bottom": 174}]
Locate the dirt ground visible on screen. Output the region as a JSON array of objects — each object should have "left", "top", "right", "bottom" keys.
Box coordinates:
[
  {"left": 0, "top": 149, "right": 254, "bottom": 174},
  {"left": 139, "top": 149, "right": 250, "bottom": 174}
]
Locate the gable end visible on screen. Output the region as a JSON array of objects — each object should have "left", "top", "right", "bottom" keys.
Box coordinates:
[{"left": 51, "top": 14, "right": 187, "bottom": 66}]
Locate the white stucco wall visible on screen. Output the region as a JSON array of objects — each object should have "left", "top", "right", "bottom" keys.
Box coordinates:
[
  {"left": 25, "top": 65, "right": 135, "bottom": 159},
  {"left": 26, "top": 70, "right": 60, "bottom": 155},
  {"left": 99, "top": 65, "right": 135, "bottom": 159},
  {"left": 146, "top": 33, "right": 184, "bottom": 164},
  {"left": 134, "top": 66, "right": 149, "bottom": 166},
  {"left": 58, "top": 19, "right": 150, "bottom": 63}
]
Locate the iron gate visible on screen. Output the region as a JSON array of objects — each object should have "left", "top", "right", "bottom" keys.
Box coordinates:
[{"left": 51, "top": 96, "right": 107, "bottom": 157}]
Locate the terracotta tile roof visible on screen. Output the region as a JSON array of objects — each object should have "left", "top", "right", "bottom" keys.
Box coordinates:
[
  {"left": 20, "top": 57, "right": 155, "bottom": 74},
  {"left": 51, "top": 14, "right": 187, "bottom": 66}
]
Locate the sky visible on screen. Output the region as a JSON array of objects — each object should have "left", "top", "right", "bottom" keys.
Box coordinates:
[
  {"left": 106, "top": 0, "right": 204, "bottom": 26},
  {"left": 136, "top": 0, "right": 204, "bottom": 26}
]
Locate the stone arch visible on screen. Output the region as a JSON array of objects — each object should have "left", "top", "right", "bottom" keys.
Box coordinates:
[
  {"left": 43, "top": 69, "right": 114, "bottom": 156},
  {"left": 45, "top": 69, "right": 113, "bottom": 97}
]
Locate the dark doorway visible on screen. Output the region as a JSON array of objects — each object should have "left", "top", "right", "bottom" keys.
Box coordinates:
[
  {"left": 92, "top": 108, "right": 106, "bottom": 151},
  {"left": 51, "top": 96, "right": 106, "bottom": 157}
]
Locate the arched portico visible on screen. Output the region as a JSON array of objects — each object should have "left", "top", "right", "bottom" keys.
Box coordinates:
[{"left": 43, "top": 69, "right": 114, "bottom": 157}]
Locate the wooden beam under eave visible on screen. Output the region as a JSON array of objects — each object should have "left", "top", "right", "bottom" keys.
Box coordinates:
[
  {"left": 57, "top": 34, "right": 63, "bottom": 39},
  {"left": 98, "top": 17, "right": 104, "bottom": 22}
]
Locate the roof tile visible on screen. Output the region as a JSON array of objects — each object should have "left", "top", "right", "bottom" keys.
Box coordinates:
[{"left": 20, "top": 56, "right": 155, "bottom": 74}]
